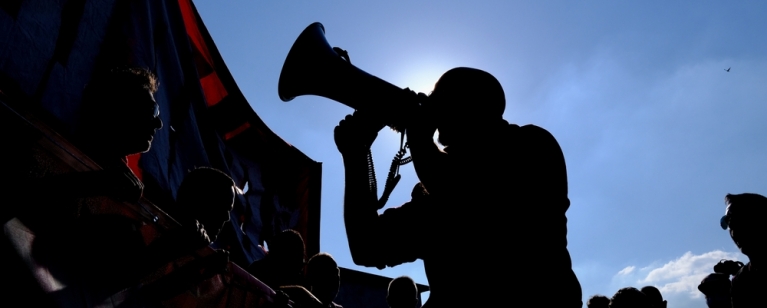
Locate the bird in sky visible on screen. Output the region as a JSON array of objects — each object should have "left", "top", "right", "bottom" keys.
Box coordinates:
[{"left": 725, "top": 67, "right": 731, "bottom": 72}]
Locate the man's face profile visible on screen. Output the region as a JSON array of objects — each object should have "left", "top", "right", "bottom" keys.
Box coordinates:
[
  {"left": 312, "top": 268, "right": 340, "bottom": 305},
  {"left": 198, "top": 186, "right": 236, "bottom": 242},
  {"left": 106, "top": 87, "right": 163, "bottom": 156},
  {"left": 726, "top": 211, "right": 767, "bottom": 258},
  {"left": 729, "top": 217, "right": 757, "bottom": 256},
  {"left": 426, "top": 88, "right": 459, "bottom": 147}
]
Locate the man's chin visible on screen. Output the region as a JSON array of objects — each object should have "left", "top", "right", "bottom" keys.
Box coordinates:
[
  {"left": 140, "top": 138, "right": 155, "bottom": 151},
  {"left": 124, "top": 143, "right": 153, "bottom": 156},
  {"left": 739, "top": 246, "right": 755, "bottom": 258}
]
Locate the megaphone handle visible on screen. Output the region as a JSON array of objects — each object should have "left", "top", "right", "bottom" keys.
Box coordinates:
[{"left": 377, "top": 133, "right": 411, "bottom": 209}]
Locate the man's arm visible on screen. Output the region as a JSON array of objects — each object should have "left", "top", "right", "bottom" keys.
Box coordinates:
[
  {"left": 334, "top": 112, "right": 387, "bottom": 267},
  {"left": 520, "top": 125, "right": 570, "bottom": 231},
  {"left": 520, "top": 124, "right": 581, "bottom": 307},
  {"left": 336, "top": 112, "right": 420, "bottom": 268},
  {"left": 340, "top": 146, "right": 385, "bottom": 267}
]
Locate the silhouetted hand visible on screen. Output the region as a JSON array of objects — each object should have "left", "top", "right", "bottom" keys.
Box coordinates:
[
  {"left": 401, "top": 87, "right": 433, "bottom": 127},
  {"left": 334, "top": 111, "right": 386, "bottom": 156},
  {"left": 184, "top": 219, "right": 212, "bottom": 249},
  {"left": 403, "top": 91, "right": 437, "bottom": 145}
]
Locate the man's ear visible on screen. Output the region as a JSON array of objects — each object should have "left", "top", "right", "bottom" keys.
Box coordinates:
[{"left": 662, "top": 300, "right": 667, "bottom": 308}]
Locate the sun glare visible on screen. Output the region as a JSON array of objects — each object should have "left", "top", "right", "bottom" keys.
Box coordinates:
[{"left": 394, "top": 64, "right": 450, "bottom": 95}]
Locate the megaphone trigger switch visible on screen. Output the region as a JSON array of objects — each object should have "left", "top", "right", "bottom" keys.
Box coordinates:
[{"left": 332, "top": 47, "right": 351, "bottom": 64}]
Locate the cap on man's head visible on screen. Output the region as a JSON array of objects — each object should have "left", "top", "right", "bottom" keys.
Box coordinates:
[
  {"left": 720, "top": 193, "right": 767, "bottom": 230},
  {"left": 431, "top": 67, "right": 505, "bottom": 119}
]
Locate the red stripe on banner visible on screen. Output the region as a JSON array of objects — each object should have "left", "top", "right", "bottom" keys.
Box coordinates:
[
  {"left": 126, "top": 153, "right": 144, "bottom": 181},
  {"left": 200, "top": 71, "right": 228, "bottom": 106},
  {"left": 178, "top": 0, "right": 228, "bottom": 106},
  {"left": 178, "top": 0, "right": 211, "bottom": 66},
  {"left": 224, "top": 122, "right": 251, "bottom": 140}
]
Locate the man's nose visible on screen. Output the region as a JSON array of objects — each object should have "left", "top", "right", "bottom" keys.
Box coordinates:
[{"left": 153, "top": 114, "right": 163, "bottom": 130}]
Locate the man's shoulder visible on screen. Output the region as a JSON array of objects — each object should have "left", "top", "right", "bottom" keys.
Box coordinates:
[
  {"left": 516, "top": 124, "right": 558, "bottom": 141},
  {"left": 505, "top": 123, "right": 563, "bottom": 154},
  {"left": 731, "top": 261, "right": 767, "bottom": 291}
]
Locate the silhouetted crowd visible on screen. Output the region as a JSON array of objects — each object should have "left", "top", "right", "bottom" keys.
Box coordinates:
[
  {"left": 587, "top": 286, "right": 666, "bottom": 308},
  {"left": 244, "top": 229, "right": 421, "bottom": 308},
  {"left": 4, "top": 65, "right": 765, "bottom": 308},
  {"left": 587, "top": 193, "right": 767, "bottom": 308}
]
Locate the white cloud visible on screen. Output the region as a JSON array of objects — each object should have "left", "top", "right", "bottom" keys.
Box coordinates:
[
  {"left": 617, "top": 266, "right": 635, "bottom": 276},
  {"left": 615, "top": 250, "right": 746, "bottom": 299}
]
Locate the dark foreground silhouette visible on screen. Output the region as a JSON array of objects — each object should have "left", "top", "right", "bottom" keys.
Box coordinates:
[
  {"left": 719, "top": 193, "right": 767, "bottom": 308},
  {"left": 336, "top": 67, "right": 582, "bottom": 307}
]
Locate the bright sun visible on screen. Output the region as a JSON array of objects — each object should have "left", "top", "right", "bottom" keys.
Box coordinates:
[{"left": 393, "top": 64, "right": 449, "bottom": 95}]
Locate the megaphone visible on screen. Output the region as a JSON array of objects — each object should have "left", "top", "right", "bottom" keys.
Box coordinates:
[{"left": 278, "top": 22, "right": 422, "bottom": 131}]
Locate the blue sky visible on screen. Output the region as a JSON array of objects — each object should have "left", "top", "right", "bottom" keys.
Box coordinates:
[{"left": 193, "top": 1, "right": 767, "bottom": 307}]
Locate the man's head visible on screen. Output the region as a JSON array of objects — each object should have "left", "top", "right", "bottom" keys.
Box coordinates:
[
  {"left": 588, "top": 295, "right": 610, "bottom": 308},
  {"left": 176, "top": 167, "right": 236, "bottom": 241},
  {"left": 609, "top": 287, "right": 652, "bottom": 308},
  {"left": 640, "top": 286, "right": 666, "bottom": 308},
  {"left": 720, "top": 193, "right": 767, "bottom": 258},
  {"left": 428, "top": 67, "right": 505, "bottom": 147},
  {"left": 78, "top": 67, "right": 162, "bottom": 159},
  {"left": 306, "top": 253, "right": 340, "bottom": 306},
  {"left": 268, "top": 229, "right": 306, "bottom": 277},
  {"left": 698, "top": 273, "right": 732, "bottom": 308},
  {"left": 387, "top": 276, "right": 418, "bottom": 308}
]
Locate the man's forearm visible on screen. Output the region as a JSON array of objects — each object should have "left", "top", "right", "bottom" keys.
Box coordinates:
[{"left": 341, "top": 152, "right": 384, "bottom": 267}]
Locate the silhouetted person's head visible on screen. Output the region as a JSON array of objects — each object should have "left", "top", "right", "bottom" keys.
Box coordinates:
[
  {"left": 77, "top": 67, "right": 162, "bottom": 160},
  {"left": 640, "top": 286, "right": 666, "bottom": 308},
  {"left": 698, "top": 273, "right": 732, "bottom": 308},
  {"left": 588, "top": 295, "right": 610, "bottom": 308},
  {"left": 268, "top": 229, "right": 306, "bottom": 276},
  {"left": 387, "top": 276, "right": 418, "bottom": 308},
  {"left": 175, "top": 167, "right": 236, "bottom": 242},
  {"left": 306, "top": 253, "right": 340, "bottom": 306},
  {"left": 720, "top": 193, "right": 767, "bottom": 259},
  {"left": 428, "top": 67, "right": 505, "bottom": 147},
  {"left": 610, "top": 287, "right": 652, "bottom": 308}
]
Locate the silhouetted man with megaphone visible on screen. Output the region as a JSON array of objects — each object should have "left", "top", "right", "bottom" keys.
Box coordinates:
[{"left": 336, "top": 67, "right": 582, "bottom": 308}]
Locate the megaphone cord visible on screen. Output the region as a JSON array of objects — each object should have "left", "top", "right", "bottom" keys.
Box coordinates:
[
  {"left": 366, "top": 148, "right": 378, "bottom": 201},
  {"left": 377, "top": 132, "right": 412, "bottom": 209}
]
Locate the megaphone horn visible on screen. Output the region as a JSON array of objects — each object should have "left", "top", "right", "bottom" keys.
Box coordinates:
[{"left": 278, "top": 22, "right": 421, "bottom": 131}]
